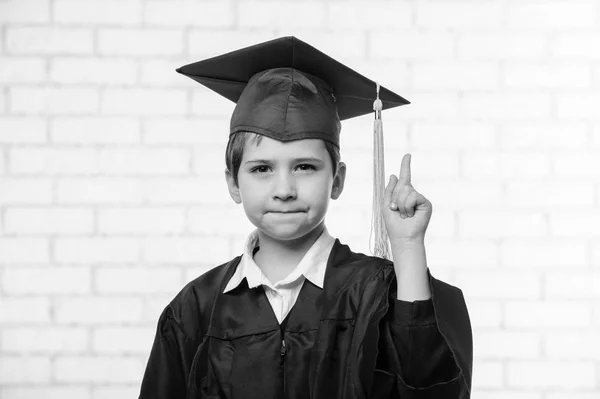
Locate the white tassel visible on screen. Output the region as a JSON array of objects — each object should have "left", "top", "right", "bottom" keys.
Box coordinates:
[{"left": 370, "top": 82, "right": 391, "bottom": 260}]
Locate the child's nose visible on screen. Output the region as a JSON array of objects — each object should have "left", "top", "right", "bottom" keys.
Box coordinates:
[{"left": 272, "top": 172, "right": 297, "bottom": 201}]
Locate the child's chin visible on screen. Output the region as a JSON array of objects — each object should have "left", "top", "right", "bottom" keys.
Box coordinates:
[{"left": 261, "top": 224, "right": 315, "bottom": 241}]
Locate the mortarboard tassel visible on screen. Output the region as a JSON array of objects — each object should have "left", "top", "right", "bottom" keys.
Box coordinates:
[{"left": 370, "top": 83, "right": 391, "bottom": 260}]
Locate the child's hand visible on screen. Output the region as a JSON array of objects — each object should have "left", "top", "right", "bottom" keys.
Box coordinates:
[{"left": 383, "top": 154, "right": 432, "bottom": 244}]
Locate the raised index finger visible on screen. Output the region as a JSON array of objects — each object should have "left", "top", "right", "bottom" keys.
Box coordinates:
[{"left": 399, "top": 153, "right": 412, "bottom": 185}]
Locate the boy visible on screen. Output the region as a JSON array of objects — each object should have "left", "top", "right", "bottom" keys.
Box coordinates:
[{"left": 139, "top": 37, "right": 472, "bottom": 399}]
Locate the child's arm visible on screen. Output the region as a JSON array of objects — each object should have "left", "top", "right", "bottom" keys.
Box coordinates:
[{"left": 383, "top": 153, "right": 433, "bottom": 301}]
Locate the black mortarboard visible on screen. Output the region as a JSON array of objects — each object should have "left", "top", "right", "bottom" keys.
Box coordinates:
[
  {"left": 177, "top": 36, "right": 410, "bottom": 260},
  {"left": 175, "top": 36, "right": 409, "bottom": 148}
]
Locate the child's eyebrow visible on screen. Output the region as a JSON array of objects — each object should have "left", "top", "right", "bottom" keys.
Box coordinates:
[{"left": 244, "top": 157, "right": 324, "bottom": 164}]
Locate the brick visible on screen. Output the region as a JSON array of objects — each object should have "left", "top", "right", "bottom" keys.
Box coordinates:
[
  {"left": 327, "top": 1, "right": 412, "bottom": 28},
  {"left": 508, "top": 1, "right": 597, "bottom": 28},
  {"left": 189, "top": 205, "right": 256, "bottom": 235},
  {"left": 505, "top": 301, "right": 591, "bottom": 328},
  {"left": 500, "top": 123, "right": 588, "bottom": 149},
  {"left": 0, "top": 0, "right": 50, "bottom": 23},
  {"left": 0, "top": 57, "right": 46, "bottom": 83},
  {"left": 506, "top": 182, "right": 594, "bottom": 208},
  {"left": 188, "top": 29, "right": 275, "bottom": 59},
  {"left": 51, "top": 117, "right": 140, "bottom": 144},
  {"left": 475, "top": 331, "right": 541, "bottom": 359},
  {"left": 458, "top": 33, "right": 547, "bottom": 60},
  {"left": 467, "top": 300, "right": 502, "bottom": 328},
  {"left": 0, "top": 357, "right": 51, "bottom": 384},
  {"left": 98, "top": 208, "right": 185, "bottom": 234},
  {"left": 420, "top": 181, "right": 504, "bottom": 208},
  {"left": 5, "top": 207, "right": 94, "bottom": 235},
  {"left": 476, "top": 393, "right": 542, "bottom": 399},
  {"left": 427, "top": 239, "right": 499, "bottom": 268},
  {"left": 9, "top": 87, "right": 99, "bottom": 115},
  {"left": 472, "top": 360, "right": 503, "bottom": 389},
  {"left": 184, "top": 264, "right": 220, "bottom": 284},
  {"left": 460, "top": 211, "right": 546, "bottom": 238},
  {"left": 238, "top": 1, "right": 325, "bottom": 28},
  {"left": 395, "top": 93, "right": 460, "bottom": 120},
  {"left": 505, "top": 63, "right": 591, "bottom": 89},
  {"left": 0, "top": 298, "right": 51, "bottom": 323},
  {"left": 55, "top": 297, "right": 143, "bottom": 324},
  {"left": 1, "top": 327, "right": 88, "bottom": 353},
  {"left": 417, "top": 2, "right": 504, "bottom": 28},
  {"left": 57, "top": 178, "right": 143, "bottom": 204},
  {"left": 98, "top": 28, "right": 184, "bottom": 56},
  {"left": 501, "top": 240, "right": 587, "bottom": 268},
  {"left": 545, "top": 272, "right": 600, "bottom": 299},
  {"left": 413, "top": 61, "right": 499, "bottom": 91},
  {"left": 0, "top": 387, "right": 91, "bottom": 399},
  {"left": 54, "top": 0, "right": 141, "bottom": 24},
  {"left": 95, "top": 266, "right": 182, "bottom": 294},
  {"left": 6, "top": 27, "right": 93, "bottom": 55},
  {"left": 412, "top": 123, "right": 497, "bottom": 149},
  {"left": 55, "top": 356, "right": 144, "bottom": 383},
  {"left": 144, "top": 0, "right": 233, "bottom": 27},
  {"left": 462, "top": 93, "right": 551, "bottom": 119},
  {"left": 554, "top": 152, "right": 600, "bottom": 178},
  {"left": 295, "top": 32, "right": 372, "bottom": 60},
  {"left": 143, "top": 117, "right": 229, "bottom": 145},
  {"left": 0, "top": 117, "right": 46, "bottom": 143},
  {"left": 55, "top": 238, "right": 140, "bottom": 263},
  {"left": 547, "top": 394, "right": 600, "bottom": 399},
  {"left": 550, "top": 212, "right": 600, "bottom": 237},
  {"left": 98, "top": 148, "right": 190, "bottom": 175},
  {"left": 0, "top": 92, "right": 6, "bottom": 114},
  {"left": 0, "top": 238, "right": 49, "bottom": 263},
  {"left": 92, "top": 386, "right": 139, "bottom": 399},
  {"left": 0, "top": 178, "right": 52, "bottom": 204},
  {"left": 139, "top": 59, "right": 191, "bottom": 87},
  {"left": 50, "top": 58, "right": 137, "bottom": 85},
  {"left": 462, "top": 152, "right": 551, "bottom": 179},
  {"left": 101, "top": 88, "right": 186, "bottom": 116},
  {"left": 594, "top": 125, "right": 600, "bottom": 148},
  {"left": 92, "top": 326, "right": 155, "bottom": 353},
  {"left": 142, "top": 236, "right": 231, "bottom": 264},
  {"left": 455, "top": 270, "right": 541, "bottom": 299},
  {"left": 3, "top": 267, "right": 90, "bottom": 295},
  {"left": 191, "top": 90, "right": 236, "bottom": 117},
  {"left": 11, "top": 147, "right": 96, "bottom": 178},
  {"left": 191, "top": 145, "right": 229, "bottom": 178},
  {"left": 545, "top": 331, "right": 600, "bottom": 359},
  {"left": 507, "top": 361, "right": 595, "bottom": 388},
  {"left": 370, "top": 31, "right": 454, "bottom": 60},
  {"left": 558, "top": 93, "right": 600, "bottom": 119},
  {"left": 554, "top": 33, "right": 600, "bottom": 59}
]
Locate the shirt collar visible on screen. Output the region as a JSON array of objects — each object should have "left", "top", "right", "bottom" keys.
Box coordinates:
[{"left": 223, "top": 227, "right": 335, "bottom": 293}]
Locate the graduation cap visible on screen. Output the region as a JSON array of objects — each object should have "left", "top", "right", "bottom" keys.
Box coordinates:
[{"left": 177, "top": 36, "right": 410, "bottom": 259}]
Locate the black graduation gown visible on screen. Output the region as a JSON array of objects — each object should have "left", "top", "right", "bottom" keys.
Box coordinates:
[{"left": 139, "top": 240, "right": 472, "bottom": 399}]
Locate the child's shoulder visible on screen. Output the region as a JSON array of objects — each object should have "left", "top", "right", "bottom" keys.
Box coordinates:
[
  {"left": 331, "top": 240, "right": 395, "bottom": 282},
  {"left": 158, "top": 255, "right": 241, "bottom": 337}
]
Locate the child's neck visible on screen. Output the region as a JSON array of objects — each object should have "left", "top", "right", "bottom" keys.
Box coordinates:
[{"left": 254, "top": 223, "right": 326, "bottom": 284}]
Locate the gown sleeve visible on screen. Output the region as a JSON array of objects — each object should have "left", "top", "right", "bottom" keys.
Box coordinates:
[
  {"left": 386, "top": 298, "right": 459, "bottom": 387},
  {"left": 139, "top": 305, "right": 197, "bottom": 399},
  {"left": 373, "top": 270, "right": 473, "bottom": 399}
]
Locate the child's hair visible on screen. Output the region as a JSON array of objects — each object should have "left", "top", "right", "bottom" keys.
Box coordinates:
[{"left": 225, "top": 132, "right": 341, "bottom": 186}]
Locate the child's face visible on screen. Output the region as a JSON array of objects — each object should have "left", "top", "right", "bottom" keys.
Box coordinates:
[{"left": 226, "top": 136, "right": 346, "bottom": 242}]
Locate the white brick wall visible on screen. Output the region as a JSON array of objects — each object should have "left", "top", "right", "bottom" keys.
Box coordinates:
[{"left": 1, "top": 0, "right": 599, "bottom": 397}]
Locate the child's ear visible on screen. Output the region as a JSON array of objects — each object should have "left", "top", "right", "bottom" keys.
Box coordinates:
[
  {"left": 225, "top": 169, "right": 242, "bottom": 204},
  {"left": 331, "top": 162, "right": 346, "bottom": 200}
]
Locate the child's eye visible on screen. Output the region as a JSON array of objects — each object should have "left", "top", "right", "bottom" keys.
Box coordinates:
[
  {"left": 296, "top": 164, "right": 317, "bottom": 172},
  {"left": 250, "top": 165, "right": 271, "bottom": 173}
]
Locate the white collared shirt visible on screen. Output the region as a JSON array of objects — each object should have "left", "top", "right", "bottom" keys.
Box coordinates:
[{"left": 223, "top": 228, "right": 335, "bottom": 324}]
